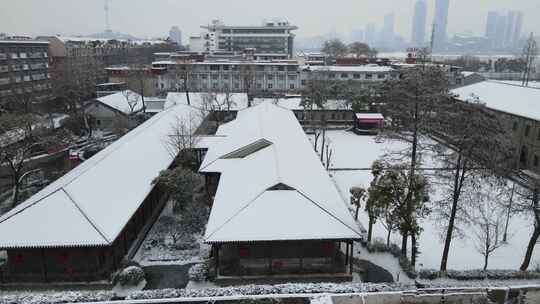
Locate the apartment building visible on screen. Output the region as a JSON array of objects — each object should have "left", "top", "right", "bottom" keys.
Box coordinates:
[
  {"left": 300, "top": 65, "right": 399, "bottom": 88},
  {"left": 190, "top": 19, "right": 298, "bottom": 58},
  {"left": 153, "top": 59, "right": 301, "bottom": 93},
  {"left": 0, "top": 39, "right": 52, "bottom": 108}
]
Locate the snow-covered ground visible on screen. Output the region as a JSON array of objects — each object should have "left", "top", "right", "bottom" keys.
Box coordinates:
[{"left": 323, "top": 130, "right": 540, "bottom": 271}]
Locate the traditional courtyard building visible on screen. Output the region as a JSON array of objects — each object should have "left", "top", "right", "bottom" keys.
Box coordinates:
[
  {"left": 0, "top": 103, "right": 202, "bottom": 282},
  {"left": 199, "top": 102, "right": 364, "bottom": 282}
]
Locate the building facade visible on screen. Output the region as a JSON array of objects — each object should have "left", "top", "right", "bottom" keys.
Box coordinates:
[
  {"left": 411, "top": 0, "right": 427, "bottom": 47},
  {"left": 190, "top": 19, "right": 298, "bottom": 58},
  {"left": 0, "top": 39, "right": 52, "bottom": 108},
  {"left": 433, "top": 0, "right": 450, "bottom": 50}
]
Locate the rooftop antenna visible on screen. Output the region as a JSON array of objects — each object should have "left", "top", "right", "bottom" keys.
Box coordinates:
[{"left": 104, "top": 0, "right": 112, "bottom": 33}]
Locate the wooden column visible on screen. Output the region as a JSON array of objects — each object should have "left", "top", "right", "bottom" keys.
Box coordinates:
[
  {"left": 40, "top": 249, "right": 48, "bottom": 282},
  {"left": 345, "top": 242, "right": 349, "bottom": 265},
  {"left": 214, "top": 245, "right": 220, "bottom": 277},
  {"left": 85, "top": 249, "right": 92, "bottom": 282},
  {"left": 349, "top": 241, "right": 354, "bottom": 274}
]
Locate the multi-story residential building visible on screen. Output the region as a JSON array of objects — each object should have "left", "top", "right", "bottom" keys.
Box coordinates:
[
  {"left": 37, "top": 36, "right": 175, "bottom": 100},
  {"left": 153, "top": 59, "right": 302, "bottom": 93},
  {"left": 301, "top": 65, "right": 398, "bottom": 88},
  {"left": 0, "top": 39, "right": 52, "bottom": 108},
  {"left": 190, "top": 19, "right": 298, "bottom": 58}
]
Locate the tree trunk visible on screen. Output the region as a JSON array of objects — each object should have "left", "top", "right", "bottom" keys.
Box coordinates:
[
  {"left": 386, "top": 228, "right": 392, "bottom": 247},
  {"left": 483, "top": 254, "right": 489, "bottom": 271},
  {"left": 355, "top": 205, "right": 360, "bottom": 220},
  {"left": 12, "top": 182, "right": 21, "bottom": 208},
  {"left": 401, "top": 232, "right": 408, "bottom": 256},
  {"left": 320, "top": 127, "right": 326, "bottom": 162},
  {"left": 520, "top": 226, "right": 540, "bottom": 271},
  {"left": 440, "top": 153, "right": 463, "bottom": 272},
  {"left": 411, "top": 233, "right": 417, "bottom": 268},
  {"left": 521, "top": 187, "right": 540, "bottom": 271},
  {"left": 367, "top": 217, "right": 374, "bottom": 243}
]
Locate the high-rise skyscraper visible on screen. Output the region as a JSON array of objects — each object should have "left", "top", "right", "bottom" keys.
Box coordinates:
[
  {"left": 365, "top": 23, "right": 377, "bottom": 45},
  {"left": 513, "top": 12, "right": 524, "bottom": 47},
  {"left": 169, "top": 26, "right": 182, "bottom": 45},
  {"left": 494, "top": 14, "right": 507, "bottom": 48},
  {"left": 485, "top": 11, "right": 498, "bottom": 40},
  {"left": 350, "top": 29, "right": 365, "bottom": 42},
  {"left": 411, "top": 0, "right": 427, "bottom": 46},
  {"left": 381, "top": 13, "right": 395, "bottom": 47},
  {"left": 504, "top": 11, "right": 516, "bottom": 48},
  {"left": 433, "top": 0, "right": 450, "bottom": 50}
]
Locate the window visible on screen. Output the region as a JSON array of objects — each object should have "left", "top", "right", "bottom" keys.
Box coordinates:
[
  {"left": 377, "top": 74, "right": 386, "bottom": 79},
  {"left": 535, "top": 155, "right": 539, "bottom": 167},
  {"left": 525, "top": 125, "right": 531, "bottom": 137},
  {"left": 341, "top": 73, "right": 348, "bottom": 79},
  {"left": 365, "top": 74, "right": 373, "bottom": 79},
  {"left": 278, "top": 66, "right": 285, "bottom": 71},
  {"left": 267, "top": 75, "right": 274, "bottom": 80},
  {"left": 328, "top": 73, "right": 335, "bottom": 79},
  {"left": 513, "top": 121, "right": 518, "bottom": 132},
  {"left": 210, "top": 65, "right": 220, "bottom": 71},
  {"left": 268, "top": 83, "right": 273, "bottom": 89},
  {"left": 537, "top": 129, "right": 540, "bottom": 140},
  {"left": 222, "top": 65, "right": 230, "bottom": 71},
  {"left": 211, "top": 74, "right": 219, "bottom": 80},
  {"left": 278, "top": 75, "right": 285, "bottom": 81},
  {"left": 289, "top": 84, "right": 295, "bottom": 89},
  {"left": 289, "top": 75, "right": 297, "bottom": 80},
  {"left": 353, "top": 73, "right": 361, "bottom": 79},
  {"left": 301, "top": 80, "right": 306, "bottom": 86},
  {"left": 223, "top": 74, "right": 229, "bottom": 80},
  {"left": 200, "top": 74, "right": 208, "bottom": 80},
  {"left": 257, "top": 66, "right": 265, "bottom": 71}
]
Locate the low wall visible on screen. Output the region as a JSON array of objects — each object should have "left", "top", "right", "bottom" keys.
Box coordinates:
[{"left": 332, "top": 286, "right": 540, "bottom": 304}]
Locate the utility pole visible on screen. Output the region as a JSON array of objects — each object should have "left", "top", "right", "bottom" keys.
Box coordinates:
[{"left": 521, "top": 33, "right": 537, "bottom": 87}]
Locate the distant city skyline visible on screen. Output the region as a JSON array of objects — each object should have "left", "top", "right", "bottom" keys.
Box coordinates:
[{"left": 0, "top": 0, "right": 538, "bottom": 44}]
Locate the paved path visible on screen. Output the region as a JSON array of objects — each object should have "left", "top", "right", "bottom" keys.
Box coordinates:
[{"left": 143, "top": 263, "right": 195, "bottom": 290}]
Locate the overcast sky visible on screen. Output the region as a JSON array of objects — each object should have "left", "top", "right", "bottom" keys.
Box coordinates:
[{"left": 1, "top": 0, "right": 538, "bottom": 42}]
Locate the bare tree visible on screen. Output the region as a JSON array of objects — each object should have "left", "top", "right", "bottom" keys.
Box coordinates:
[
  {"left": 510, "top": 178, "right": 540, "bottom": 271},
  {"left": 121, "top": 90, "right": 141, "bottom": 115},
  {"left": 379, "top": 66, "right": 451, "bottom": 256},
  {"left": 434, "top": 95, "right": 514, "bottom": 272},
  {"left": 165, "top": 115, "right": 201, "bottom": 168},
  {"left": 469, "top": 193, "right": 508, "bottom": 271},
  {"left": 174, "top": 63, "right": 194, "bottom": 106}
]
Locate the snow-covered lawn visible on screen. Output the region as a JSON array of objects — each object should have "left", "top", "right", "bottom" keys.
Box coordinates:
[
  {"left": 323, "top": 130, "right": 540, "bottom": 271},
  {"left": 133, "top": 201, "right": 210, "bottom": 266}
]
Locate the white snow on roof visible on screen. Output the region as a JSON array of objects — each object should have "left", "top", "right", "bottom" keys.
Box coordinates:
[
  {"left": 451, "top": 80, "right": 540, "bottom": 121},
  {"left": 95, "top": 90, "right": 143, "bottom": 115},
  {"left": 356, "top": 113, "right": 384, "bottom": 120},
  {"left": 201, "top": 102, "right": 362, "bottom": 243},
  {"left": 304, "top": 65, "right": 394, "bottom": 73},
  {"left": 165, "top": 92, "right": 249, "bottom": 110},
  {"left": 0, "top": 103, "right": 203, "bottom": 248}
]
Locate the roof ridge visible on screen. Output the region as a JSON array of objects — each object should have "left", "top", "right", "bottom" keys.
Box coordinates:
[
  {"left": 294, "top": 189, "right": 361, "bottom": 237},
  {"left": 61, "top": 188, "right": 110, "bottom": 244}
]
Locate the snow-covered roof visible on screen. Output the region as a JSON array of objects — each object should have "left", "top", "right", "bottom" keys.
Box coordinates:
[
  {"left": 95, "top": 90, "right": 144, "bottom": 115},
  {"left": 451, "top": 80, "right": 540, "bottom": 121},
  {"left": 356, "top": 113, "right": 384, "bottom": 120},
  {"left": 0, "top": 103, "right": 203, "bottom": 248},
  {"left": 304, "top": 65, "right": 394, "bottom": 73},
  {"left": 165, "top": 92, "right": 249, "bottom": 110},
  {"left": 201, "top": 102, "right": 362, "bottom": 243}
]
